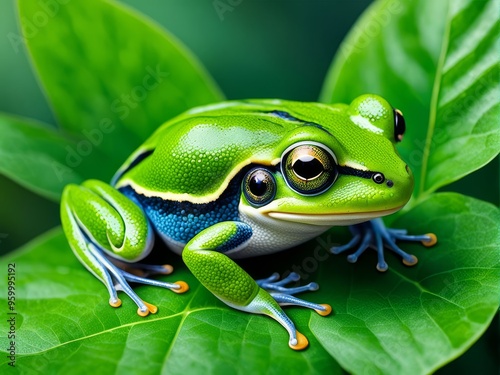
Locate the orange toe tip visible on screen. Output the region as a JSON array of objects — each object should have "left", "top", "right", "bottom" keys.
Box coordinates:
[
  {"left": 315, "top": 304, "right": 332, "bottom": 317},
  {"left": 402, "top": 255, "right": 418, "bottom": 266},
  {"left": 137, "top": 307, "right": 150, "bottom": 317},
  {"left": 144, "top": 301, "right": 158, "bottom": 314},
  {"left": 172, "top": 281, "right": 189, "bottom": 294},
  {"left": 289, "top": 331, "right": 309, "bottom": 351},
  {"left": 162, "top": 264, "right": 174, "bottom": 274},
  {"left": 109, "top": 298, "right": 122, "bottom": 308},
  {"left": 422, "top": 233, "right": 437, "bottom": 247},
  {"left": 137, "top": 301, "right": 158, "bottom": 316},
  {"left": 376, "top": 264, "right": 388, "bottom": 272}
]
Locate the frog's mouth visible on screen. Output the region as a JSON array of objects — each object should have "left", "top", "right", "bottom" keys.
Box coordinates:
[{"left": 266, "top": 207, "right": 401, "bottom": 226}]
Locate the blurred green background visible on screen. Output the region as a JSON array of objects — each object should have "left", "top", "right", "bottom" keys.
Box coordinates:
[
  {"left": 0, "top": 1, "right": 498, "bottom": 372},
  {"left": 0, "top": 0, "right": 375, "bottom": 253},
  {"left": 1, "top": 0, "right": 497, "bottom": 255}
]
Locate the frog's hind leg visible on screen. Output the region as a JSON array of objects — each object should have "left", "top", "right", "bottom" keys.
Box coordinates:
[
  {"left": 61, "top": 180, "right": 188, "bottom": 316},
  {"left": 182, "top": 221, "right": 331, "bottom": 350}
]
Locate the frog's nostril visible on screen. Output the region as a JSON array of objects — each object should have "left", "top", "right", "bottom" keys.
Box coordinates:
[{"left": 405, "top": 165, "right": 410, "bottom": 174}]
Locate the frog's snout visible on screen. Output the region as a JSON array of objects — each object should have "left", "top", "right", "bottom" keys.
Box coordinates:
[{"left": 384, "top": 167, "right": 411, "bottom": 189}]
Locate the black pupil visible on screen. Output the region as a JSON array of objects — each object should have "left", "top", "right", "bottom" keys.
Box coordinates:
[
  {"left": 293, "top": 156, "right": 323, "bottom": 180},
  {"left": 249, "top": 173, "right": 268, "bottom": 196},
  {"left": 394, "top": 110, "right": 406, "bottom": 141}
]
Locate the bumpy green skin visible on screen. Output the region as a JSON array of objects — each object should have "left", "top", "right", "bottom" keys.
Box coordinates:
[
  {"left": 115, "top": 95, "right": 412, "bottom": 212},
  {"left": 182, "top": 222, "right": 258, "bottom": 305},
  {"left": 61, "top": 180, "right": 151, "bottom": 282}
]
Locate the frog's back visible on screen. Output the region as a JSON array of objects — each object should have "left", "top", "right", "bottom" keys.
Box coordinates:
[{"left": 114, "top": 100, "right": 342, "bottom": 203}]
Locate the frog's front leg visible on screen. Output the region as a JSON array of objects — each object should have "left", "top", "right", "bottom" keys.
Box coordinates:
[
  {"left": 182, "top": 221, "right": 331, "bottom": 350},
  {"left": 332, "top": 218, "right": 437, "bottom": 271},
  {"left": 61, "top": 179, "right": 188, "bottom": 316}
]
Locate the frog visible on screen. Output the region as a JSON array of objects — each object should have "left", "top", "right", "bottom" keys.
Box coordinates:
[{"left": 60, "top": 94, "right": 437, "bottom": 350}]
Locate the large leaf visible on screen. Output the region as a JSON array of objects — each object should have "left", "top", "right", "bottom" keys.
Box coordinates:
[
  {"left": 320, "top": 0, "right": 500, "bottom": 202},
  {"left": 18, "top": 0, "right": 223, "bottom": 169},
  {"left": 1, "top": 193, "right": 498, "bottom": 374},
  {"left": 0, "top": 114, "right": 109, "bottom": 201},
  {"left": 311, "top": 193, "right": 500, "bottom": 374},
  {"left": 0, "top": 228, "right": 341, "bottom": 374}
]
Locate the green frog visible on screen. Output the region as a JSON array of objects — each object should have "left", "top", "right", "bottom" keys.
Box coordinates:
[{"left": 61, "top": 94, "right": 436, "bottom": 349}]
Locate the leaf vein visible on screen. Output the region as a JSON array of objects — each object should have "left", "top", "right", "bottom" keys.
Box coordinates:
[{"left": 419, "top": 0, "right": 452, "bottom": 197}]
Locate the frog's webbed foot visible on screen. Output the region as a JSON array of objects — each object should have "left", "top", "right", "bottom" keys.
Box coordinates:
[
  {"left": 61, "top": 180, "right": 190, "bottom": 317},
  {"left": 331, "top": 218, "right": 437, "bottom": 271},
  {"left": 257, "top": 272, "right": 332, "bottom": 316},
  {"left": 89, "top": 244, "right": 189, "bottom": 316}
]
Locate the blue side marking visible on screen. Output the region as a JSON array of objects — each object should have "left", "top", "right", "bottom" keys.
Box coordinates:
[
  {"left": 120, "top": 177, "right": 241, "bottom": 245},
  {"left": 270, "top": 110, "right": 300, "bottom": 122},
  {"left": 217, "top": 222, "right": 253, "bottom": 253},
  {"left": 268, "top": 110, "right": 332, "bottom": 136}
]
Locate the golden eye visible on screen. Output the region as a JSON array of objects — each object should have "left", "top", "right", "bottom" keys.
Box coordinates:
[
  {"left": 282, "top": 143, "right": 337, "bottom": 195},
  {"left": 243, "top": 168, "right": 276, "bottom": 207}
]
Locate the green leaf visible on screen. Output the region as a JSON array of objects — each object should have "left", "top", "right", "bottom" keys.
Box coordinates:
[
  {"left": 1, "top": 193, "right": 498, "bottom": 373},
  {"left": 18, "top": 0, "right": 223, "bottom": 169},
  {"left": 311, "top": 193, "right": 500, "bottom": 374},
  {"left": 0, "top": 228, "right": 341, "bottom": 374},
  {"left": 0, "top": 114, "right": 110, "bottom": 201},
  {"left": 320, "top": 0, "right": 500, "bottom": 201}
]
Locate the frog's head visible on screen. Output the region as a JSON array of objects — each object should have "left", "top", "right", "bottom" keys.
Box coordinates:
[{"left": 240, "top": 94, "right": 412, "bottom": 226}]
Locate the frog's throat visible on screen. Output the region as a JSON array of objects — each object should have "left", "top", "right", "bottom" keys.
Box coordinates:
[{"left": 265, "top": 207, "right": 401, "bottom": 226}]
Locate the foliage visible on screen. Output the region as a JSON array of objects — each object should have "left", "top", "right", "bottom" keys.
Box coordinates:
[
  {"left": 321, "top": 0, "right": 499, "bottom": 202},
  {"left": 0, "top": 0, "right": 498, "bottom": 374}
]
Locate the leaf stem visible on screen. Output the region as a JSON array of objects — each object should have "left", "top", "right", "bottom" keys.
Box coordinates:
[{"left": 419, "top": 1, "right": 452, "bottom": 198}]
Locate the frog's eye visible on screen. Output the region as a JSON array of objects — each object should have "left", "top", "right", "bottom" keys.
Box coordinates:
[
  {"left": 394, "top": 109, "right": 406, "bottom": 142},
  {"left": 243, "top": 168, "right": 277, "bottom": 207},
  {"left": 281, "top": 143, "right": 338, "bottom": 195}
]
